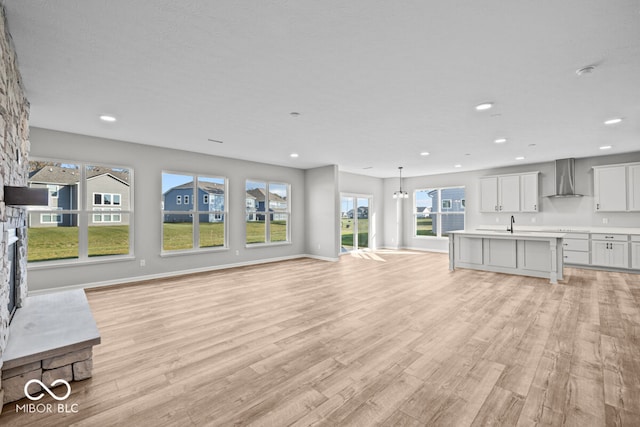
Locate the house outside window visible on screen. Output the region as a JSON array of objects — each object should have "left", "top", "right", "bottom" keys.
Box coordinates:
[
  {"left": 162, "top": 172, "right": 227, "bottom": 251},
  {"left": 245, "top": 180, "right": 290, "bottom": 245},
  {"left": 27, "top": 160, "right": 133, "bottom": 263},
  {"left": 414, "top": 186, "right": 465, "bottom": 237}
]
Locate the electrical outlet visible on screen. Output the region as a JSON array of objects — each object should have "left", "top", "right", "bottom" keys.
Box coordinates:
[
  {"left": 496, "top": 217, "right": 500, "bottom": 223},
  {"left": 602, "top": 218, "right": 608, "bottom": 224},
  {"left": 235, "top": 250, "right": 239, "bottom": 256},
  {"left": 139, "top": 259, "right": 145, "bottom": 267},
  {"left": 317, "top": 244, "right": 321, "bottom": 250},
  {"left": 531, "top": 217, "right": 536, "bottom": 223}
]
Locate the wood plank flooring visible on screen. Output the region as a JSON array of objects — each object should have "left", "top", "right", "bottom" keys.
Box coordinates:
[{"left": 1, "top": 250, "right": 639, "bottom": 426}]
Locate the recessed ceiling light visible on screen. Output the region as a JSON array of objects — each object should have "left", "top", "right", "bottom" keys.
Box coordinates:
[
  {"left": 362, "top": 166, "right": 373, "bottom": 170},
  {"left": 207, "top": 138, "right": 224, "bottom": 144},
  {"left": 464, "top": 153, "right": 471, "bottom": 156},
  {"left": 515, "top": 156, "right": 525, "bottom": 160},
  {"left": 494, "top": 138, "right": 507, "bottom": 144},
  {"left": 604, "top": 118, "right": 623, "bottom": 125},
  {"left": 454, "top": 164, "right": 462, "bottom": 168},
  {"left": 420, "top": 151, "right": 430, "bottom": 156},
  {"left": 599, "top": 145, "right": 612, "bottom": 150},
  {"left": 290, "top": 153, "right": 299, "bottom": 158},
  {"left": 290, "top": 112, "right": 300, "bottom": 117},
  {"left": 99, "top": 115, "right": 116, "bottom": 122},
  {"left": 475, "top": 102, "right": 493, "bottom": 111},
  {"left": 528, "top": 143, "right": 536, "bottom": 147}
]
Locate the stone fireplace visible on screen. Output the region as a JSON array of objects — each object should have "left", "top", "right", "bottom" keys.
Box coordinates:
[{"left": 0, "top": 3, "right": 32, "bottom": 409}]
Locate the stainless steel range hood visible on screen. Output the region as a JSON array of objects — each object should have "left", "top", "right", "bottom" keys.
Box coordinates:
[{"left": 548, "top": 158, "right": 583, "bottom": 197}]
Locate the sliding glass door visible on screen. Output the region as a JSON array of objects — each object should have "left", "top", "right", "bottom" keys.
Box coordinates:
[{"left": 340, "top": 195, "right": 370, "bottom": 253}]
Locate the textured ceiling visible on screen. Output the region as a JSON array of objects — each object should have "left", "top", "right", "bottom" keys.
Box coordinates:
[{"left": 4, "top": 0, "right": 640, "bottom": 177}]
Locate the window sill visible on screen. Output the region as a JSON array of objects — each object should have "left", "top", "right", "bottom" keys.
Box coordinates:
[
  {"left": 245, "top": 241, "right": 292, "bottom": 249},
  {"left": 161, "top": 246, "right": 229, "bottom": 257},
  {"left": 28, "top": 255, "right": 136, "bottom": 270}
]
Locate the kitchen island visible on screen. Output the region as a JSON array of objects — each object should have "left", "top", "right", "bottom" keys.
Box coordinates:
[{"left": 448, "top": 230, "right": 565, "bottom": 284}]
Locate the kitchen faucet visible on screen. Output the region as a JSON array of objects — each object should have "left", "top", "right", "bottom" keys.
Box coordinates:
[{"left": 507, "top": 215, "right": 515, "bottom": 234}]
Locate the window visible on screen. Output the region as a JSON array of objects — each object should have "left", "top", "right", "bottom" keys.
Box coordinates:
[
  {"left": 47, "top": 184, "right": 59, "bottom": 199},
  {"left": 414, "top": 186, "right": 465, "bottom": 237},
  {"left": 245, "top": 180, "right": 290, "bottom": 245},
  {"left": 41, "top": 212, "right": 63, "bottom": 224},
  {"left": 27, "top": 160, "right": 133, "bottom": 263},
  {"left": 162, "top": 172, "right": 227, "bottom": 251}
]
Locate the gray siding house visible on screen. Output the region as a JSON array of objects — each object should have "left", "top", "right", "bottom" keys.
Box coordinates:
[
  {"left": 163, "top": 181, "right": 226, "bottom": 223},
  {"left": 28, "top": 165, "right": 131, "bottom": 227},
  {"left": 429, "top": 187, "right": 465, "bottom": 234}
]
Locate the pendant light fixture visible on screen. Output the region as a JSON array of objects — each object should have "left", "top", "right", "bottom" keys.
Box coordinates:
[{"left": 393, "top": 166, "right": 409, "bottom": 199}]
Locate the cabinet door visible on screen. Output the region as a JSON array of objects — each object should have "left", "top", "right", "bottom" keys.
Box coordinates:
[
  {"left": 520, "top": 173, "right": 539, "bottom": 212},
  {"left": 591, "top": 241, "right": 609, "bottom": 266},
  {"left": 609, "top": 242, "right": 629, "bottom": 269},
  {"left": 629, "top": 164, "right": 640, "bottom": 211},
  {"left": 479, "top": 177, "right": 498, "bottom": 212},
  {"left": 498, "top": 175, "right": 520, "bottom": 212},
  {"left": 594, "top": 166, "right": 627, "bottom": 211},
  {"left": 632, "top": 242, "right": 640, "bottom": 269}
]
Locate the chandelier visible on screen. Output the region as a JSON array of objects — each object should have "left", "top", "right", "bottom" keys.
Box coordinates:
[{"left": 393, "top": 166, "right": 408, "bottom": 199}]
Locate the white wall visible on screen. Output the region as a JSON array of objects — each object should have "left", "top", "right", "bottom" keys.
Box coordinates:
[
  {"left": 338, "top": 172, "right": 384, "bottom": 250},
  {"left": 28, "top": 128, "right": 307, "bottom": 291},
  {"left": 305, "top": 165, "right": 340, "bottom": 260}
]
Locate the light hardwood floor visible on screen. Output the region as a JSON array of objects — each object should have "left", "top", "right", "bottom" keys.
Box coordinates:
[{"left": 1, "top": 250, "right": 639, "bottom": 426}]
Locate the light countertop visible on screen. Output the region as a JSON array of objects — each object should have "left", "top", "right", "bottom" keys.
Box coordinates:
[
  {"left": 475, "top": 225, "right": 640, "bottom": 235},
  {"left": 449, "top": 229, "right": 566, "bottom": 239}
]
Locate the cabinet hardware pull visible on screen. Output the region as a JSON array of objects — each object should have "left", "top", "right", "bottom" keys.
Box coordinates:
[
  {"left": 597, "top": 203, "right": 600, "bottom": 210},
  {"left": 534, "top": 204, "right": 537, "bottom": 210}
]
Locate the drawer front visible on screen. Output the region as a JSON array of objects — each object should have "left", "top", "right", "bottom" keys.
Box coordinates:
[
  {"left": 632, "top": 235, "right": 640, "bottom": 242},
  {"left": 563, "top": 233, "right": 589, "bottom": 240},
  {"left": 563, "top": 238, "right": 589, "bottom": 251},
  {"left": 591, "top": 233, "right": 628, "bottom": 242},
  {"left": 564, "top": 251, "right": 589, "bottom": 265}
]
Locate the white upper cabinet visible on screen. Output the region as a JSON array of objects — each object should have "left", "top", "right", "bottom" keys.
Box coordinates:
[
  {"left": 498, "top": 175, "right": 520, "bottom": 212},
  {"left": 593, "top": 162, "right": 640, "bottom": 212},
  {"left": 479, "top": 177, "right": 498, "bottom": 212},
  {"left": 520, "top": 173, "right": 539, "bottom": 212},
  {"left": 479, "top": 172, "right": 539, "bottom": 213},
  {"left": 629, "top": 164, "right": 640, "bottom": 211}
]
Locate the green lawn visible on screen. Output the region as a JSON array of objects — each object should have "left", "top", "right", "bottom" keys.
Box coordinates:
[
  {"left": 341, "top": 218, "right": 369, "bottom": 249},
  {"left": 28, "top": 221, "right": 289, "bottom": 260},
  {"left": 416, "top": 217, "right": 435, "bottom": 236},
  {"left": 28, "top": 225, "right": 130, "bottom": 262}
]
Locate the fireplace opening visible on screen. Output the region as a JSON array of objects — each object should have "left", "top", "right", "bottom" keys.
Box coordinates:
[{"left": 8, "top": 228, "right": 19, "bottom": 323}]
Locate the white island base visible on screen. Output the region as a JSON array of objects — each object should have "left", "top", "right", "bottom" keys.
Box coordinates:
[{"left": 448, "top": 230, "right": 565, "bottom": 284}]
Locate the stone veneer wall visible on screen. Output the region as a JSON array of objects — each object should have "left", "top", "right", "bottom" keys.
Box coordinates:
[{"left": 0, "top": 4, "right": 31, "bottom": 409}]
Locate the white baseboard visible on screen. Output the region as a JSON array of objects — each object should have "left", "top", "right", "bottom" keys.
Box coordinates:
[
  {"left": 401, "top": 246, "right": 449, "bottom": 254},
  {"left": 28, "top": 254, "right": 336, "bottom": 296}
]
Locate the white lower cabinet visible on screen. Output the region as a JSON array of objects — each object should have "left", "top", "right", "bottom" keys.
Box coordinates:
[
  {"left": 632, "top": 236, "right": 640, "bottom": 269},
  {"left": 562, "top": 233, "right": 590, "bottom": 265},
  {"left": 591, "top": 240, "right": 629, "bottom": 269}
]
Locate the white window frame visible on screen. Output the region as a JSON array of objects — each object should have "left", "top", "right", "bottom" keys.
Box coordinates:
[
  {"left": 245, "top": 180, "right": 291, "bottom": 246},
  {"left": 161, "top": 172, "right": 228, "bottom": 254},
  {"left": 176, "top": 195, "right": 182, "bottom": 205},
  {"left": 40, "top": 212, "right": 63, "bottom": 224},
  {"left": 93, "top": 192, "right": 122, "bottom": 207},
  {"left": 414, "top": 186, "right": 465, "bottom": 238},
  {"left": 27, "top": 158, "right": 134, "bottom": 265}
]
